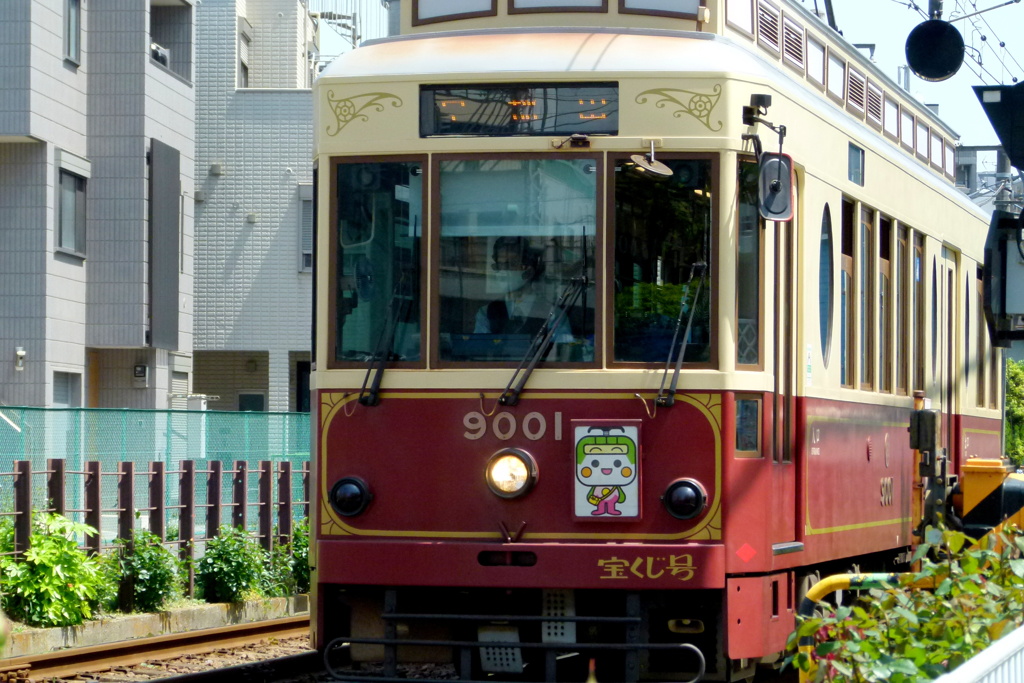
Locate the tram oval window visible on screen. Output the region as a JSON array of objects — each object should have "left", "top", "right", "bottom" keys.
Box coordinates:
[
  {"left": 819, "top": 205, "right": 834, "bottom": 365},
  {"left": 613, "top": 158, "right": 713, "bottom": 364}
]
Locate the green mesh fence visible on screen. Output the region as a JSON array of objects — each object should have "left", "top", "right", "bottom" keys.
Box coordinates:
[{"left": 0, "top": 407, "right": 310, "bottom": 544}]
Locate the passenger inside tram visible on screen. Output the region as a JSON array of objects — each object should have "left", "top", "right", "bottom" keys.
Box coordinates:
[{"left": 437, "top": 157, "right": 596, "bottom": 363}]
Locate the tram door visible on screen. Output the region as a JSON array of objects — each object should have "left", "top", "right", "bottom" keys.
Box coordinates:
[
  {"left": 770, "top": 188, "right": 798, "bottom": 546},
  {"left": 933, "top": 248, "right": 959, "bottom": 465}
]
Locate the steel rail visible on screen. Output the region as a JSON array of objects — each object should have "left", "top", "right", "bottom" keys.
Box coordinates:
[{"left": 0, "top": 615, "right": 309, "bottom": 681}]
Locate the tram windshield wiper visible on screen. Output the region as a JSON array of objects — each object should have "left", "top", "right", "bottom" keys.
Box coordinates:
[
  {"left": 357, "top": 279, "right": 410, "bottom": 407},
  {"left": 498, "top": 274, "right": 589, "bottom": 407},
  {"left": 655, "top": 262, "right": 707, "bottom": 408}
]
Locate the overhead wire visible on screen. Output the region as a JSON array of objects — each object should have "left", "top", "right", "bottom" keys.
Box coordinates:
[{"left": 949, "top": 0, "right": 1023, "bottom": 83}]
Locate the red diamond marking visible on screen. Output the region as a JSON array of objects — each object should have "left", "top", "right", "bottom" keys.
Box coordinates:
[{"left": 736, "top": 543, "right": 757, "bottom": 563}]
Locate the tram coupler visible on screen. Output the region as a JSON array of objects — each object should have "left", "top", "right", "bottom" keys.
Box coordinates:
[{"left": 908, "top": 407, "right": 957, "bottom": 537}]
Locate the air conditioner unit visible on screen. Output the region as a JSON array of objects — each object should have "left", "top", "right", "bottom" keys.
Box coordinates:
[{"left": 150, "top": 43, "right": 170, "bottom": 68}]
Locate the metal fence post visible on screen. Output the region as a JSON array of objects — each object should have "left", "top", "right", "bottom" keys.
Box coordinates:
[
  {"left": 84, "top": 461, "right": 101, "bottom": 555},
  {"left": 180, "top": 460, "right": 196, "bottom": 598},
  {"left": 118, "top": 461, "right": 136, "bottom": 612},
  {"left": 233, "top": 460, "right": 247, "bottom": 530},
  {"left": 150, "top": 461, "right": 165, "bottom": 539},
  {"left": 208, "top": 460, "right": 222, "bottom": 537},
  {"left": 279, "top": 461, "right": 293, "bottom": 546},
  {"left": 119, "top": 461, "right": 135, "bottom": 542},
  {"left": 301, "top": 460, "right": 310, "bottom": 520},
  {"left": 47, "top": 458, "right": 65, "bottom": 517},
  {"left": 13, "top": 460, "right": 32, "bottom": 556},
  {"left": 259, "top": 460, "right": 273, "bottom": 552}
]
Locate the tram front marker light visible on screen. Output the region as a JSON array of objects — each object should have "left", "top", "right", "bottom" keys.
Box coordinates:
[
  {"left": 330, "top": 477, "right": 372, "bottom": 517},
  {"left": 485, "top": 449, "right": 538, "bottom": 499},
  {"left": 662, "top": 479, "right": 708, "bottom": 520}
]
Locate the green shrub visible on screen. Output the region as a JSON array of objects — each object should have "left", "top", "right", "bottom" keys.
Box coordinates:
[
  {"left": 197, "top": 526, "right": 267, "bottom": 603},
  {"left": 118, "top": 530, "right": 182, "bottom": 612},
  {"left": 262, "top": 542, "right": 296, "bottom": 598},
  {"left": 291, "top": 518, "right": 309, "bottom": 594},
  {"left": 0, "top": 513, "right": 109, "bottom": 627},
  {"left": 788, "top": 526, "right": 1024, "bottom": 682},
  {"left": 93, "top": 550, "right": 122, "bottom": 613}
]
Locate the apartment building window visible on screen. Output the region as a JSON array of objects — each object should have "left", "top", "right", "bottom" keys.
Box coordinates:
[
  {"left": 299, "top": 183, "right": 313, "bottom": 271},
  {"left": 53, "top": 372, "right": 82, "bottom": 408},
  {"left": 150, "top": 0, "right": 194, "bottom": 81},
  {"left": 59, "top": 170, "right": 86, "bottom": 254},
  {"left": 300, "top": 200, "right": 313, "bottom": 271},
  {"left": 65, "top": 0, "right": 81, "bottom": 63},
  {"left": 239, "top": 34, "right": 250, "bottom": 87}
]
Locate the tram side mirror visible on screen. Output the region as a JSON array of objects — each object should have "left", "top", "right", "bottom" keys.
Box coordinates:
[{"left": 757, "top": 152, "right": 794, "bottom": 222}]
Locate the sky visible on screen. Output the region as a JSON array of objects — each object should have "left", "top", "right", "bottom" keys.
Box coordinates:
[{"left": 806, "top": 0, "right": 1024, "bottom": 155}]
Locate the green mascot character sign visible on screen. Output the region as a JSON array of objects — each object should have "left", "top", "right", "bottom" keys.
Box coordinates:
[{"left": 574, "top": 424, "right": 640, "bottom": 518}]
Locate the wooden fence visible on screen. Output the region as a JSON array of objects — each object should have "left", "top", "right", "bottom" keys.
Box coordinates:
[{"left": 1, "top": 458, "right": 310, "bottom": 598}]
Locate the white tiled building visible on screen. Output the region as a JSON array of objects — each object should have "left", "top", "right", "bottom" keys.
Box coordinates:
[
  {"left": 0, "top": 0, "right": 196, "bottom": 409},
  {"left": 192, "top": 0, "right": 387, "bottom": 412}
]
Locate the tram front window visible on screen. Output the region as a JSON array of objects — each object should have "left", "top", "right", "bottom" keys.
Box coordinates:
[
  {"left": 438, "top": 157, "right": 597, "bottom": 363},
  {"left": 613, "top": 158, "right": 713, "bottom": 363},
  {"left": 334, "top": 160, "right": 423, "bottom": 363}
]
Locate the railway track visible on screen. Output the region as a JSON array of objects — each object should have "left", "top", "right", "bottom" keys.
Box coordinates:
[{"left": 0, "top": 615, "right": 310, "bottom": 682}]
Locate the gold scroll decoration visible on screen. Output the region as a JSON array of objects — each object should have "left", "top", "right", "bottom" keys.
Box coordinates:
[
  {"left": 635, "top": 85, "right": 723, "bottom": 132},
  {"left": 325, "top": 91, "right": 403, "bottom": 136}
]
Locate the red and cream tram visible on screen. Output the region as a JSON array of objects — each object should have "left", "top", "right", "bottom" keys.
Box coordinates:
[{"left": 310, "top": 0, "right": 1001, "bottom": 680}]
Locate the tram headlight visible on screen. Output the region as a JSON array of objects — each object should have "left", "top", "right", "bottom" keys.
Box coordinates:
[
  {"left": 330, "top": 477, "right": 372, "bottom": 517},
  {"left": 662, "top": 479, "right": 707, "bottom": 520},
  {"left": 485, "top": 449, "right": 538, "bottom": 499}
]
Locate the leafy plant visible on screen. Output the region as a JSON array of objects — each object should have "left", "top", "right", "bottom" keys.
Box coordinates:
[
  {"left": 262, "top": 542, "right": 296, "bottom": 598},
  {"left": 291, "top": 518, "right": 310, "bottom": 594},
  {"left": 788, "top": 526, "right": 1024, "bottom": 682},
  {"left": 196, "top": 526, "right": 268, "bottom": 603},
  {"left": 1005, "top": 358, "right": 1024, "bottom": 467},
  {"left": 118, "top": 530, "right": 182, "bottom": 612},
  {"left": 93, "top": 550, "right": 122, "bottom": 613},
  {"left": 0, "top": 513, "right": 109, "bottom": 627}
]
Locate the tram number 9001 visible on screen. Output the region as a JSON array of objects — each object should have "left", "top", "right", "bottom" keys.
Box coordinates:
[
  {"left": 463, "top": 411, "right": 564, "bottom": 442},
  {"left": 880, "top": 477, "right": 894, "bottom": 507}
]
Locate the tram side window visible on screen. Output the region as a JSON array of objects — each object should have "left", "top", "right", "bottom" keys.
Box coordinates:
[
  {"left": 879, "top": 217, "right": 892, "bottom": 393},
  {"left": 913, "top": 233, "right": 925, "bottom": 392},
  {"left": 436, "top": 157, "right": 597, "bottom": 363},
  {"left": 977, "top": 269, "right": 987, "bottom": 407},
  {"left": 840, "top": 199, "right": 855, "bottom": 387},
  {"left": 990, "top": 330, "right": 1000, "bottom": 409},
  {"left": 737, "top": 161, "right": 760, "bottom": 366},
  {"left": 896, "top": 227, "right": 908, "bottom": 394},
  {"left": 334, "top": 160, "right": 423, "bottom": 363},
  {"left": 818, "top": 206, "right": 834, "bottom": 366},
  {"left": 860, "top": 207, "right": 875, "bottom": 389},
  {"left": 613, "top": 158, "right": 713, "bottom": 364}
]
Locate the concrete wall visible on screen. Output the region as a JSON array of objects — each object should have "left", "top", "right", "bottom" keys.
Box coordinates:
[{"left": 194, "top": 0, "right": 314, "bottom": 412}]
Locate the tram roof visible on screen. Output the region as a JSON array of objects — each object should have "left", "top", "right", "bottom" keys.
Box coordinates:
[
  {"left": 322, "top": 27, "right": 743, "bottom": 80},
  {"left": 317, "top": 27, "right": 991, "bottom": 235}
]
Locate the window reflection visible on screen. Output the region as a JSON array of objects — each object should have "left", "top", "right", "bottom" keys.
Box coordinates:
[
  {"left": 334, "top": 161, "right": 422, "bottom": 363},
  {"left": 613, "top": 158, "right": 712, "bottom": 363},
  {"left": 438, "top": 157, "right": 597, "bottom": 362}
]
